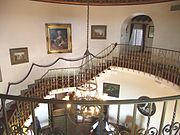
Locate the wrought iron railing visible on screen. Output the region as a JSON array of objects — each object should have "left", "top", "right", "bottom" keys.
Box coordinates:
[
  {"left": 7, "top": 43, "right": 180, "bottom": 96},
  {"left": 39, "top": 44, "right": 180, "bottom": 86},
  {"left": 1, "top": 43, "right": 180, "bottom": 135},
  {"left": 0, "top": 93, "right": 180, "bottom": 135}
]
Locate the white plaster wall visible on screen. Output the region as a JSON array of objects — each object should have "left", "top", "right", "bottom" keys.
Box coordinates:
[
  {"left": 96, "top": 67, "right": 180, "bottom": 130},
  {"left": 0, "top": 0, "right": 180, "bottom": 95},
  {"left": 26, "top": 68, "right": 180, "bottom": 130}
]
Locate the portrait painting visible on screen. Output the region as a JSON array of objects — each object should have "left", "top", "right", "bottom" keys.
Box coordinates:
[
  {"left": 9, "top": 47, "right": 29, "bottom": 65},
  {"left": 46, "top": 23, "right": 72, "bottom": 54},
  {"left": 103, "top": 83, "right": 120, "bottom": 98},
  {"left": 91, "top": 25, "right": 107, "bottom": 39}
]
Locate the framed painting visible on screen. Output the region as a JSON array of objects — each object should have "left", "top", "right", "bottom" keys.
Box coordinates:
[
  {"left": 9, "top": 47, "right": 29, "bottom": 65},
  {"left": 91, "top": 25, "right": 107, "bottom": 39},
  {"left": 148, "top": 26, "right": 154, "bottom": 38},
  {"left": 103, "top": 83, "right": 120, "bottom": 98},
  {"left": 0, "top": 67, "right": 2, "bottom": 82},
  {"left": 46, "top": 23, "right": 72, "bottom": 54}
]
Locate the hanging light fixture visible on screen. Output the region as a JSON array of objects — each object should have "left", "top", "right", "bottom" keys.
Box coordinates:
[
  {"left": 67, "top": 0, "right": 101, "bottom": 118},
  {"left": 75, "top": 0, "right": 98, "bottom": 98},
  {"left": 76, "top": 0, "right": 101, "bottom": 118}
]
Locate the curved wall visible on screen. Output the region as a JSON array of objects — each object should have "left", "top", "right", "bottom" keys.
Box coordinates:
[
  {"left": 0, "top": 0, "right": 180, "bottom": 94},
  {"left": 96, "top": 67, "right": 180, "bottom": 130},
  {"left": 25, "top": 68, "right": 180, "bottom": 130}
]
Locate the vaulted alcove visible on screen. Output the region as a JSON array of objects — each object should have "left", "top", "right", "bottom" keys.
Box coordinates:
[{"left": 121, "top": 14, "right": 154, "bottom": 50}]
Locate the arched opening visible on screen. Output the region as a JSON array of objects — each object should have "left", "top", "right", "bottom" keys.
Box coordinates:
[{"left": 120, "top": 14, "right": 154, "bottom": 51}]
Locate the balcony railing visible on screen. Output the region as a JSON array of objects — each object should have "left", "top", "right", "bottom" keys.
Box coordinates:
[
  {"left": 1, "top": 43, "right": 179, "bottom": 135},
  {"left": 7, "top": 44, "right": 180, "bottom": 96},
  {"left": 0, "top": 93, "right": 180, "bottom": 135}
]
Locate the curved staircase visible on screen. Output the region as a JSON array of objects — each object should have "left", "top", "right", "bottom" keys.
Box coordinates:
[{"left": 0, "top": 44, "right": 179, "bottom": 135}]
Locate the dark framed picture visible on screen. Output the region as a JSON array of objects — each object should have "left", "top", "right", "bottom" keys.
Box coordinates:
[
  {"left": 0, "top": 67, "right": 2, "bottom": 82},
  {"left": 9, "top": 47, "right": 29, "bottom": 65},
  {"left": 103, "top": 83, "right": 120, "bottom": 98},
  {"left": 148, "top": 26, "right": 154, "bottom": 38},
  {"left": 91, "top": 25, "right": 107, "bottom": 39},
  {"left": 46, "top": 23, "right": 72, "bottom": 54}
]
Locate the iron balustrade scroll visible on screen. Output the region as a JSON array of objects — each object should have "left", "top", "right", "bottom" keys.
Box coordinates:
[
  {"left": 40, "top": 44, "right": 180, "bottom": 86},
  {"left": 1, "top": 43, "right": 180, "bottom": 135},
  {"left": 6, "top": 43, "right": 116, "bottom": 96},
  {"left": 0, "top": 94, "right": 180, "bottom": 135},
  {"left": 6, "top": 44, "right": 180, "bottom": 96}
]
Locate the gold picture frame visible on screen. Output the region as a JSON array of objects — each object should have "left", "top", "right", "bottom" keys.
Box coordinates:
[
  {"left": 91, "top": 25, "right": 107, "bottom": 39},
  {"left": 9, "top": 47, "right": 29, "bottom": 65},
  {"left": 46, "top": 23, "right": 72, "bottom": 54}
]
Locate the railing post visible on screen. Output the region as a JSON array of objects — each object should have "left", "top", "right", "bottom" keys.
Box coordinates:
[
  {"left": 30, "top": 102, "right": 37, "bottom": 135},
  {"left": 73, "top": 69, "right": 76, "bottom": 87},
  {"left": 101, "top": 52, "right": 104, "bottom": 72},
  {"left": 65, "top": 105, "right": 68, "bottom": 135},
  {"left": 55, "top": 71, "right": 58, "bottom": 89},
  {"left": 68, "top": 69, "right": 70, "bottom": 88},
  {"left": 48, "top": 103, "right": 54, "bottom": 133},
  {"left": 115, "top": 44, "right": 119, "bottom": 67},
  {"left": 99, "top": 105, "right": 104, "bottom": 135},
  {"left": 106, "top": 47, "right": 108, "bottom": 68},
  {"left": 159, "top": 102, "right": 167, "bottom": 135},
  {"left": 131, "top": 104, "right": 137, "bottom": 135},
  {"left": 117, "top": 104, "right": 121, "bottom": 125},
  {"left": 1, "top": 98, "right": 10, "bottom": 135},
  {"left": 169, "top": 100, "right": 178, "bottom": 135},
  {"left": 62, "top": 69, "right": 64, "bottom": 90},
  {"left": 146, "top": 103, "right": 153, "bottom": 133}
]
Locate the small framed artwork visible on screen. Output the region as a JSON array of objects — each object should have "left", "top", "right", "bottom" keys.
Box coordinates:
[
  {"left": 148, "top": 26, "right": 154, "bottom": 38},
  {"left": 0, "top": 67, "right": 2, "bottom": 82},
  {"left": 46, "top": 23, "right": 72, "bottom": 54},
  {"left": 9, "top": 47, "right": 29, "bottom": 65},
  {"left": 91, "top": 25, "right": 107, "bottom": 39},
  {"left": 103, "top": 83, "right": 120, "bottom": 98}
]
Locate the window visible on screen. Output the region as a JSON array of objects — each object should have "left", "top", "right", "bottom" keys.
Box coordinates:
[{"left": 129, "top": 28, "right": 143, "bottom": 46}]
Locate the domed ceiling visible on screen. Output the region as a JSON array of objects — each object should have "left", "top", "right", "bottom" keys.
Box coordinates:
[{"left": 31, "top": 0, "right": 177, "bottom": 6}]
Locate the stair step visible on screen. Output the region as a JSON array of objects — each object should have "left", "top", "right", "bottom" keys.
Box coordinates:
[
  {"left": 27, "top": 84, "right": 35, "bottom": 90},
  {"left": 20, "top": 89, "right": 30, "bottom": 96}
]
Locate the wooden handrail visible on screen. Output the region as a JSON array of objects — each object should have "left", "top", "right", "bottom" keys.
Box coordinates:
[{"left": 0, "top": 94, "right": 180, "bottom": 105}]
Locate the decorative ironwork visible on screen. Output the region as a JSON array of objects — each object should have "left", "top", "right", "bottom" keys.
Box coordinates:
[
  {"left": 0, "top": 94, "right": 180, "bottom": 135},
  {"left": 136, "top": 96, "right": 158, "bottom": 135},
  {"left": 137, "top": 96, "right": 156, "bottom": 116},
  {"left": 162, "top": 122, "right": 180, "bottom": 135},
  {"left": 10, "top": 124, "right": 31, "bottom": 135},
  {"left": 9, "top": 111, "right": 32, "bottom": 135},
  {"left": 162, "top": 100, "right": 179, "bottom": 135},
  {"left": 136, "top": 127, "right": 158, "bottom": 135},
  {"left": 119, "top": 130, "right": 130, "bottom": 135}
]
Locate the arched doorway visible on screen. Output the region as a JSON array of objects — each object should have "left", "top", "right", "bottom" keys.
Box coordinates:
[{"left": 120, "top": 14, "right": 154, "bottom": 51}]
